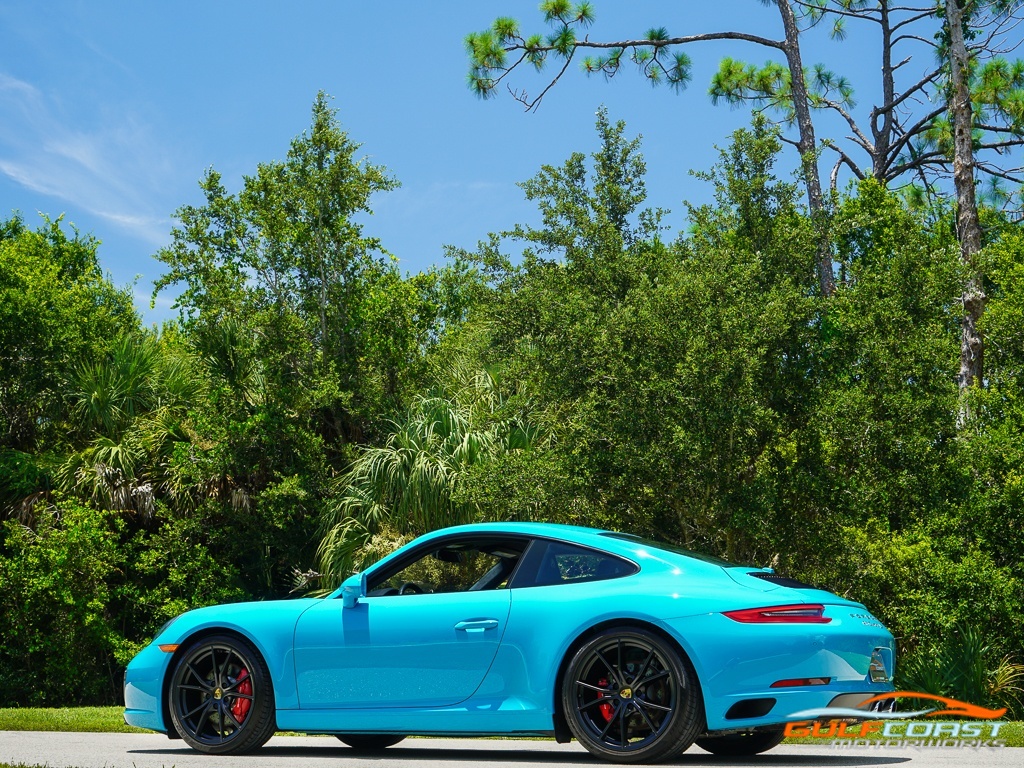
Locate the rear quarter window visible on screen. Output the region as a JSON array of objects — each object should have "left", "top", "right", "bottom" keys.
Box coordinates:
[{"left": 515, "top": 539, "right": 638, "bottom": 588}]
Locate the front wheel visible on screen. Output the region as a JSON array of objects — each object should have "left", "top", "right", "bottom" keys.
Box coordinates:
[
  {"left": 336, "top": 734, "right": 406, "bottom": 750},
  {"left": 168, "top": 634, "right": 276, "bottom": 755},
  {"left": 561, "top": 627, "right": 703, "bottom": 763},
  {"left": 695, "top": 728, "right": 786, "bottom": 756}
]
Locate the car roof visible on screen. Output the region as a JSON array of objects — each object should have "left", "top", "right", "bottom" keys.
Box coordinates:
[
  {"left": 413, "top": 521, "right": 609, "bottom": 544},
  {"left": 410, "top": 521, "right": 725, "bottom": 572}
]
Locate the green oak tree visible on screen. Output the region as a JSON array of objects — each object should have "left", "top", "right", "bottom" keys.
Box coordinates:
[{"left": 0, "top": 215, "right": 136, "bottom": 457}]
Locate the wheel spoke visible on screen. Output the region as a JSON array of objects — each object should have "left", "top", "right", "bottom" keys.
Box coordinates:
[
  {"left": 618, "top": 700, "right": 627, "bottom": 747},
  {"left": 226, "top": 692, "right": 254, "bottom": 701},
  {"left": 194, "top": 648, "right": 214, "bottom": 670},
  {"left": 578, "top": 698, "right": 609, "bottom": 710},
  {"left": 576, "top": 680, "right": 613, "bottom": 694},
  {"left": 206, "top": 648, "right": 219, "bottom": 687},
  {"left": 185, "top": 662, "right": 213, "bottom": 689},
  {"left": 222, "top": 675, "right": 250, "bottom": 693},
  {"left": 616, "top": 638, "right": 623, "bottom": 682},
  {"left": 635, "top": 700, "right": 658, "bottom": 732},
  {"left": 183, "top": 697, "right": 210, "bottom": 720},
  {"left": 636, "top": 698, "right": 672, "bottom": 713},
  {"left": 193, "top": 700, "right": 214, "bottom": 735},
  {"left": 631, "top": 650, "right": 655, "bottom": 686},
  {"left": 593, "top": 650, "right": 617, "bottom": 683},
  {"left": 222, "top": 706, "right": 243, "bottom": 730},
  {"left": 599, "top": 702, "right": 619, "bottom": 740},
  {"left": 217, "top": 649, "right": 232, "bottom": 686},
  {"left": 635, "top": 669, "right": 669, "bottom": 690}
]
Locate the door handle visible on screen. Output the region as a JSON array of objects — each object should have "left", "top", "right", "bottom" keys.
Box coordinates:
[{"left": 454, "top": 619, "right": 499, "bottom": 632}]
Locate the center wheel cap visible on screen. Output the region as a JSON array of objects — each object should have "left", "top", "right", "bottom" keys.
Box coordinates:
[
  {"left": 213, "top": 687, "right": 223, "bottom": 700},
  {"left": 619, "top": 687, "right": 632, "bottom": 699}
]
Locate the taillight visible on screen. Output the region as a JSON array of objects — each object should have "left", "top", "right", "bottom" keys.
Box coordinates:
[{"left": 723, "top": 604, "right": 831, "bottom": 624}]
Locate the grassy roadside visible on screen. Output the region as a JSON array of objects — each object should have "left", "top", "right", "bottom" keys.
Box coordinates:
[
  {"left": 0, "top": 707, "right": 146, "bottom": 734},
  {"left": 1, "top": 706, "right": 1022, "bottom": 748}
]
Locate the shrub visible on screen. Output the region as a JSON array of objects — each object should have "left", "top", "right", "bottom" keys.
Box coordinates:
[{"left": 0, "top": 498, "right": 123, "bottom": 706}]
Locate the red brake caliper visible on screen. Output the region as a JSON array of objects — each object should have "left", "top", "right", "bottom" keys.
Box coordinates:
[
  {"left": 597, "top": 677, "right": 614, "bottom": 722},
  {"left": 231, "top": 668, "right": 252, "bottom": 722}
]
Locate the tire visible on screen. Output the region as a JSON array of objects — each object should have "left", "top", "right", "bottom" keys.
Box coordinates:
[
  {"left": 336, "top": 734, "right": 406, "bottom": 750},
  {"left": 695, "top": 728, "right": 786, "bottom": 756},
  {"left": 168, "top": 633, "right": 276, "bottom": 755},
  {"left": 561, "top": 627, "right": 704, "bottom": 763}
]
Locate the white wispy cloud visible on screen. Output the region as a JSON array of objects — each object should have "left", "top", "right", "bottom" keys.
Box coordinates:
[{"left": 0, "top": 72, "right": 173, "bottom": 245}]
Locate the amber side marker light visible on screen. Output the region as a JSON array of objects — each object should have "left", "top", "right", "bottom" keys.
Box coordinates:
[
  {"left": 723, "top": 604, "right": 831, "bottom": 624},
  {"left": 771, "top": 677, "right": 832, "bottom": 688},
  {"left": 158, "top": 644, "right": 180, "bottom": 653}
]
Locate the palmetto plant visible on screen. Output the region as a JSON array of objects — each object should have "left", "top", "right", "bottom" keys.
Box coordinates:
[
  {"left": 58, "top": 335, "right": 203, "bottom": 517},
  {"left": 317, "top": 367, "right": 541, "bottom": 588},
  {"left": 897, "top": 623, "right": 1024, "bottom": 719}
]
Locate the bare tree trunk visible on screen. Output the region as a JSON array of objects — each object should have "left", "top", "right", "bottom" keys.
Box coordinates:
[
  {"left": 776, "top": 0, "right": 835, "bottom": 297},
  {"left": 874, "top": 2, "right": 895, "bottom": 180},
  {"left": 946, "top": 0, "right": 985, "bottom": 397}
]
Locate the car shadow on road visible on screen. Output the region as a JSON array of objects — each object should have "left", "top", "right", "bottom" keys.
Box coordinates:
[{"left": 129, "top": 744, "right": 912, "bottom": 765}]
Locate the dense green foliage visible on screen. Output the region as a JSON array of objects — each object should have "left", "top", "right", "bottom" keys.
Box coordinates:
[{"left": 2, "top": 96, "right": 1023, "bottom": 713}]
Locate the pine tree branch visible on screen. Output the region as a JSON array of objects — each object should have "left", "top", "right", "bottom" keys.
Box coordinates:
[
  {"left": 885, "top": 104, "right": 947, "bottom": 165},
  {"left": 874, "top": 67, "right": 942, "bottom": 116},
  {"left": 977, "top": 137, "right": 1024, "bottom": 151},
  {"left": 975, "top": 123, "right": 1024, "bottom": 134},
  {"left": 892, "top": 34, "right": 938, "bottom": 47},
  {"left": 824, "top": 141, "right": 867, "bottom": 180},
  {"left": 502, "top": 31, "right": 787, "bottom": 57},
  {"left": 885, "top": 149, "right": 949, "bottom": 180},
  {"left": 818, "top": 98, "right": 875, "bottom": 154},
  {"left": 891, "top": 10, "right": 938, "bottom": 33},
  {"left": 791, "top": 0, "right": 880, "bottom": 22},
  {"left": 509, "top": 50, "right": 577, "bottom": 112},
  {"left": 977, "top": 161, "right": 1024, "bottom": 183}
]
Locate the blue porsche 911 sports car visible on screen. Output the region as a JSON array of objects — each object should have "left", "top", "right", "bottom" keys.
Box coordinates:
[{"left": 124, "top": 522, "right": 895, "bottom": 762}]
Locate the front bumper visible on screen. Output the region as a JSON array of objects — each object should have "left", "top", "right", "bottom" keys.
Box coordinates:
[{"left": 124, "top": 641, "right": 173, "bottom": 732}]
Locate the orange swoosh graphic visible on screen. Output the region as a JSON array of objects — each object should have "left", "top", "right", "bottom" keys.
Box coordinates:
[{"left": 859, "top": 691, "right": 1006, "bottom": 719}]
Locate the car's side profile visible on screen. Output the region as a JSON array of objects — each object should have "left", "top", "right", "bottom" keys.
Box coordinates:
[{"left": 124, "top": 522, "right": 896, "bottom": 763}]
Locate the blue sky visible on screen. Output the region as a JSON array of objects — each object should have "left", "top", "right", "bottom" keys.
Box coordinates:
[{"left": 1, "top": 2, "right": 927, "bottom": 324}]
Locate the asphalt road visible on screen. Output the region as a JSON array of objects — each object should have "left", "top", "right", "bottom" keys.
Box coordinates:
[{"left": 0, "top": 732, "right": 1018, "bottom": 768}]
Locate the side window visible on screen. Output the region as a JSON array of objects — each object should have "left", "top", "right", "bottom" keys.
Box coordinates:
[
  {"left": 517, "top": 540, "right": 637, "bottom": 588},
  {"left": 367, "top": 538, "right": 527, "bottom": 596}
]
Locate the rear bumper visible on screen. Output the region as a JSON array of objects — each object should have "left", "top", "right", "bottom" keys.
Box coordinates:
[
  {"left": 705, "top": 684, "right": 895, "bottom": 733},
  {"left": 664, "top": 608, "right": 896, "bottom": 731}
]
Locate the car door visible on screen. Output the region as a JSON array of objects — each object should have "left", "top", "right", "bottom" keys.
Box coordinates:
[{"left": 293, "top": 536, "right": 524, "bottom": 709}]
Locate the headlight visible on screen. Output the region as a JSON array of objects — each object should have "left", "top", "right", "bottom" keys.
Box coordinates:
[{"left": 153, "top": 615, "right": 181, "bottom": 642}]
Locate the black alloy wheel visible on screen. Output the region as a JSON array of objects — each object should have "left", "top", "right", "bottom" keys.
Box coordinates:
[
  {"left": 336, "top": 734, "right": 406, "bottom": 750},
  {"left": 562, "top": 627, "right": 703, "bottom": 763},
  {"left": 168, "top": 634, "right": 276, "bottom": 755},
  {"left": 695, "top": 727, "right": 786, "bottom": 756}
]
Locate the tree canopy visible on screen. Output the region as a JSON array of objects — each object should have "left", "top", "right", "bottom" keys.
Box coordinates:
[{"left": 2, "top": 87, "right": 1024, "bottom": 714}]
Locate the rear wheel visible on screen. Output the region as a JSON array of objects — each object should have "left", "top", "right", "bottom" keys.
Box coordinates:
[
  {"left": 695, "top": 728, "right": 786, "bottom": 756},
  {"left": 561, "top": 627, "right": 703, "bottom": 763},
  {"left": 336, "top": 734, "right": 405, "bottom": 750},
  {"left": 168, "top": 634, "right": 276, "bottom": 755}
]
